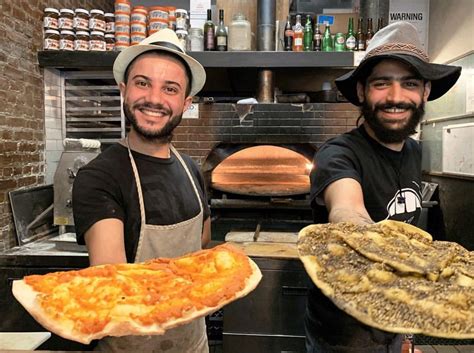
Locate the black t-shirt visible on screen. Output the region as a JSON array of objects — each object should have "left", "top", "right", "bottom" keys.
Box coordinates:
[
  {"left": 72, "top": 144, "right": 210, "bottom": 263},
  {"left": 310, "top": 124, "right": 422, "bottom": 224},
  {"left": 306, "top": 125, "right": 421, "bottom": 352}
]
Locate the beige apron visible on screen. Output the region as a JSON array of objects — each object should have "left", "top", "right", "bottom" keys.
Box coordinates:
[{"left": 96, "top": 143, "right": 209, "bottom": 353}]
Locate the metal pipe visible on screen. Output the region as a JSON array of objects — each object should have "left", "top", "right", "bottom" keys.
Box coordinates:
[
  {"left": 257, "top": 0, "right": 276, "bottom": 51},
  {"left": 257, "top": 69, "right": 274, "bottom": 103},
  {"left": 256, "top": 0, "right": 276, "bottom": 102},
  {"left": 359, "top": 0, "right": 390, "bottom": 29}
]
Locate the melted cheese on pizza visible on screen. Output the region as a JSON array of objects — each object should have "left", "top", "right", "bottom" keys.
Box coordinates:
[{"left": 24, "top": 244, "right": 252, "bottom": 335}]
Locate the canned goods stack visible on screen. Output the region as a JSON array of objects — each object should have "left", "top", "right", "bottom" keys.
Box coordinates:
[
  {"left": 115, "top": 0, "right": 131, "bottom": 50},
  {"left": 43, "top": 4, "right": 194, "bottom": 53},
  {"left": 43, "top": 6, "right": 114, "bottom": 52},
  {"left": 105, "top": 13, "right": 115, "bottom": 51},
  {"left": 131, "top": 6, "right": 148, "bottom": 45},
  {"left": 43, "top": 8, "right": 60, "bottom": 50},
  {"left": 148, "top": 6, "right": 169, "bottom": 35}
]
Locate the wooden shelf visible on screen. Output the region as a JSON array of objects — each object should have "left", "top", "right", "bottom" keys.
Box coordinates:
[{"left": 38, "top": 50, "right": 355, "bottom": 70}]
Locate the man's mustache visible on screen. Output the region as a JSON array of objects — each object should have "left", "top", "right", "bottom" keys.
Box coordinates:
[
  {"left": 132, "top": 102, "right": 172, "bottom": 116},
  {"left": 374, "top": 102, "right": 417, "bottom": 111}
]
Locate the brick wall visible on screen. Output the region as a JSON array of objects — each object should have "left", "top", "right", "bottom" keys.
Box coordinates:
[
  {"left": 174, "top": 103, "right": 360, "bottom": 165},
  {"left": 0, "top": 0, "right": 113, "bottom": 251}
]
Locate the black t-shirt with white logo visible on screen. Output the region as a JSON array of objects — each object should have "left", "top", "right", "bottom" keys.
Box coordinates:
[
  {"left": 310, "top": 124, "right": 422, "bottom": 224},
  {"left": 73, "top": 144, "right": 210, "bottom": 263}
]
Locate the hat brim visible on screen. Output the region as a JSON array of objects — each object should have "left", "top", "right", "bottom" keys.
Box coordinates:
[
  {"left": 335, "top": 54, "right": 462, "bottom": 106},
  {"left": 113, "top": 44, "right": 206, "bottom": 97}
]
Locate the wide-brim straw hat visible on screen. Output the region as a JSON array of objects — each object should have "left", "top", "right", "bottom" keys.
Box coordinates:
[
  {"left": 335, "top": 21, "right": 461, "bottom": 106},
  {"left": 113, "top": 29, "right": 206, "bottom": 97}
]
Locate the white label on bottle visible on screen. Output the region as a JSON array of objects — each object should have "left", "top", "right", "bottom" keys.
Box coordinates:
[
  {"left": 294, "top": 37, "right": 303, "bottom": 46},
  {"left": 217, "top": 36, "right": 227, "bottom": 46},
  {"left": 346, "top": 36, "right": 356, "bottom": 49}
]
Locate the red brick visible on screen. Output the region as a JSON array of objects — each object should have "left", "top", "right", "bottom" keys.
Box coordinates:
[
  {"left": 17, "top": 176, "right": 37, "bottom": 187},
  {"left": 13, "top": 130, "right": 34, "bottom": 140},
  {"left": 0, "top": 179, "right": 18, "bottom": 191},
  {"left": 19, "top": 142, "right": 37, "bottom": 153}
]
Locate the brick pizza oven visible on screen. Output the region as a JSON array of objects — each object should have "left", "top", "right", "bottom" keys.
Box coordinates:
[{"left": 173, "top": 102, "right": 359, "bottom": 239}]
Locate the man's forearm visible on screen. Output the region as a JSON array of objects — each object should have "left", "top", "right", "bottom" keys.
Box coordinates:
[{"left": 328, "top": 207, "right": 373, "bottom": 225}]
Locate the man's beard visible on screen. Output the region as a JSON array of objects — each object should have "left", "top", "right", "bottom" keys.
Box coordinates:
[
  {"left": 123, "top": 101, "right": 183, "bottom": 143},
  {"left": 361, "top": 101, "right": 425, "bottom": 143}
]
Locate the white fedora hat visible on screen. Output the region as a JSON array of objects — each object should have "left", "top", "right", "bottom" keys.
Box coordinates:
[{"left": 113, "top": 29, "right": 206, "bottom": 97}]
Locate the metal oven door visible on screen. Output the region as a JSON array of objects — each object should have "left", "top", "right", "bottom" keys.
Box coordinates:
[{"left": 223, "top": 257, "right": 310, "bottom": 353}]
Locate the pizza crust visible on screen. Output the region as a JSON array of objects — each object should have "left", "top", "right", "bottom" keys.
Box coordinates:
[
  {"left": 12, "top": 246, "right": 262, "bottom": 344},
  {"left": 298, "top": 221, "right": 474, "bottom": 339}
]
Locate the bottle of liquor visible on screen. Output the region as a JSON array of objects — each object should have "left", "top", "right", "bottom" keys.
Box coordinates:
[
  {"left": 344, "top": 18, "right": 356, "bottom": 51},
  {"left": 203, "top": 9, "right": 215, "bottom": 51},
  {"left": 283, "top": 15, "right": 293, "bottom": 51},
  {"left": 292, "top": 14, "right": 303, "bottom": 51},
  {"left": 322, "top": 23, "right": 333, "bottom": 52},
  {"left": 303, "top": 15, "right": 313, "bottom": 51},
  {"left": 215, "top": 9, "right": 227, "bottom": 51},
  {"left": 356, "top": 17, "right": 365, "bottom": 51},
  {"left": 313, "top": 22, "right": 322, "bottom": 51},
  {"left": 376, "top": 17, "right": 384, "bottom": 32},
  {"left": 365, "top": 18, "right": 374, "bottom": 48}
]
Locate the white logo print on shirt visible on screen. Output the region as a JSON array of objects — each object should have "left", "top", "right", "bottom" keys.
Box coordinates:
[{"left": 385, "top": 187, "right": 421, "bottom": 221}]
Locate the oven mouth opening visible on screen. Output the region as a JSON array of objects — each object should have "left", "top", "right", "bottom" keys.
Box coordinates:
[{"left": 205, "top": 144, "right": 316, "bottom": 197}]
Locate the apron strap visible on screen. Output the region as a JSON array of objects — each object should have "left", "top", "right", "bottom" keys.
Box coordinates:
[
  {"left": 170, "top": 145, "right": 203, "bottom": 214},
  {"left": 126, "top": 137, "right": 147, "bottom": 225}
]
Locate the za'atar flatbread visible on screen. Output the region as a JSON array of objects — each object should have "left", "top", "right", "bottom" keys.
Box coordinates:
[
  {"left": 12, "top": 244, "right": 262, "bottom": 344},
  {"left": 298, "top": 220, "right": 474, "bottom": 339}
]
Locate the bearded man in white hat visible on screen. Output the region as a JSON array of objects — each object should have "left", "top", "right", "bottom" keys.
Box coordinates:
[
  {"left": 72, "top": 29, "right": 210, "bottom": 352},
  {"left": 305, "top": 21, "right": 461, "bottom": 353}
]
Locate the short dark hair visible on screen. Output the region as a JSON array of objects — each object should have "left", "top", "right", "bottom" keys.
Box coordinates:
[{"left": 123, "top": 50, "right": 192, "bottom": 97}]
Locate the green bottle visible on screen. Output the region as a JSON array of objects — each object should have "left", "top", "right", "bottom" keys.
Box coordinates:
[
  {"left": 322, "top": 23, "right": 333, "bottom": 51},
  {"left": 345, "top": 17, "right": 356, "bottom": 51},
  {"left": 303, "top": 15, "right": 313, "bottom": 51}
]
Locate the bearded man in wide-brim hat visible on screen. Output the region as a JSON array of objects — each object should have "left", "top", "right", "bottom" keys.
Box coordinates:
[{"left": 306, "top": 21, "right": 461, "bottom": 353}]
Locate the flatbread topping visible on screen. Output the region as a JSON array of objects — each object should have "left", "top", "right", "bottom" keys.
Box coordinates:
[
  {"left": 298, "top": 220, "right": 474, "bottom": 339},
  {"left": 12, "top": 244, "right": 262, "bottom": 344}
]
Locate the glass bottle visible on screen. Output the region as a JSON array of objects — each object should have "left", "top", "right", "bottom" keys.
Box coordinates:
[
  {"left": 215, "top": 9, "right": 227, "bottom": 51},
  {"left": 228, "top": 13, "right": 251, "bottom": 51},
  {"left": 344, "top": 18, "right": 356, "bottom": 51},
  {"left": 313, "top": 22, "right": 321, "bottom": 51},
  {"left": 292, "top": 14, "right": 303, "bottom": 51},
  {"left": 366, "top": 18, "right": 374, "bottom": 48},
  {"left": 303, "top": 15, "right": 313, "bottom": 51},
  {"left": 377, "top": 17, "right": 384, "bottom": 32},
  {"left": 322, "top": 23, "right": 332, "bottom": 51},
  {"left": 356, "top": 17, "right": 365, "bottom": 51},
  {"left": 203, "top": 9, "right": 215, "bottom": 51},
  {"left": 283, "top": 15, "right": 293, "bottom": 51}
]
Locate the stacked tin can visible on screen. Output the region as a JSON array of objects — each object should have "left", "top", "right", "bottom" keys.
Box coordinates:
[
  {"left": 130, "top": 6, "right": 148, "bottom": 45},
  {"left": 43, "top": 8, "right": 61, "bottom": 50},
  {"left": 174, "top": 9, "right": 188, "bottom": 49},
  {"left": 148, "top": 6, "right": 169, "bottom": 35},
  {"left": 114, "top": 0, "right": 131, "bottom": 50}
]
